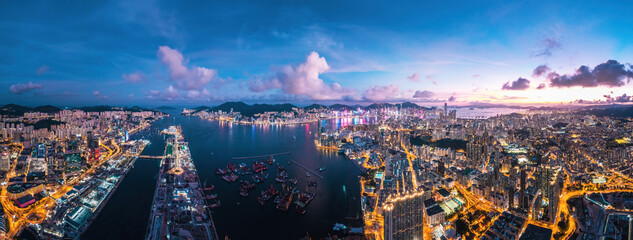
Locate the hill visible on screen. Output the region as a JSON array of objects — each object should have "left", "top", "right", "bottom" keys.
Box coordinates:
[
  {"left": 0, "top": 104, "right": 33, "bottom": 116},
  {"left": 77, "top": 105, "right": 158, "bottom": 113},
  {"left": 33, "top": 105, "right": 61, "bottom": 113}
]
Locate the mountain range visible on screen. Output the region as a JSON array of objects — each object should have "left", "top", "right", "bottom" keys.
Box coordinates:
[{"left": 191, "top": 101, "right": 438, "bottom": 117}]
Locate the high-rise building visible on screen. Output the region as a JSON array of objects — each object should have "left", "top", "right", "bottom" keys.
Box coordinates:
[
  {"left": 383, "top": 191, "right": 425, "bottom": 240},
  {"left": 466, "top": 142, "right": 484, "bottom": 167},
  {"left": 537, "top": 166, "right": 563, "bottom": 222},
  {"left": 0, "top": 150, "right": 10, "bottom": 171},
  {"left": 519, "top": 168, "right": 526, "bottom": 210}
]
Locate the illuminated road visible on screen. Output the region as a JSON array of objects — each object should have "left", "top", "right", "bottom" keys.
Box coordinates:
[{"left": 1, "top": 140, "right": 121, "bottom": 239}]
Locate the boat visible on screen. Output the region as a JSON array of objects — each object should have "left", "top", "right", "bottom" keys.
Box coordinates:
[
  {"left": 295, "top": 205, "right": 306, "bottom": 215},
  {"left": 222, "top": 173, "right": 239, "bottom": 182},
  {"left": 275, "top": 190, "right": 293, "bottom": 211},
  {"left": 257, "top": 196, "right": 264, "bottom": 206},
  {"left": 216, "top": 168, "right": 227, "bottom": 175},
  {"left": 239, "top": 189, "right": 249, "bottom": 198},
  {"left": 317, "top": 167, "right": 326, "bottom": 172},
  {"left": 288, "top": 178, "right": 297, "bottom": 185},
  {"left": 275, "top": 171, "right": 288, "bottom": 183},
  {"left": 203, "top": 185, "right": 215, "bottom": 191},
  {"left": 209, "top": 199, "right": 221, "bottom": 209},
  {"left": 333, "top": 223, "right": 348, "bottom": 232},
  {"left": 261, "top": 185, "right": 279, "bottom": 201},
  {"left": 205, "top": 194, "right": 218, "bottom": 200}
]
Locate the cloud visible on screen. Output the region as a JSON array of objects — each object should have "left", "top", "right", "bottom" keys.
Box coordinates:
[
  {"left": 533, "top": 38, "right": 561, "bottom": 57},
  {"left": 362, "top": 85, "right": 399, "bottom": 101},
  {"left": 536, "top": 83, "right": 546, "bottom": 90},
  {"left": 448, "top": 95, "right": 456, "bottom": 102},
  {"left": 247, "top": 51, "right": 354, "bottom": 100},
  {"left": 604, "top": 93, "right": 633, "bottom": 103},
  {"left": 412, "top": 90, "right": 435, "bottom": 98},
  {"left": 92, "top": 90, "right": 108, "bottom": 100},
  {"left": 407, "top": 73, "right": 420, "bottom": 82},
  {"left": 146, "top": 86, "right": 181, "bottom": 101},
  {"left": 122, "top": 71, "right": 146, "bottom": 83},
  {"left": 186, "top": 88, "right": 211, "bottom": 99},
  {"left": 158, "top": 46, "right": 218, "bottom": 90},
  {"left": 36, "top": 65, "right": 49, "bottom": 76},
  {"left": 548, "top": 60, "right": 633, "bottom": 88},
  {"left": 502, "top": 77, "right": 530, "bottom": 90},
  {"left": 532, "top": 65, "right": 551, "bottom": 78},
  {"left": 9, "top": 82, "right": 42, "bottom": 94}
]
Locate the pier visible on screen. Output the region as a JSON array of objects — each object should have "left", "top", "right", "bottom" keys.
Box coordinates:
[
  {"left": 232, "top": 152, "right": 292, "bottom": 160},
  {"left": 289, "top": 159, "right": 324, "bottom": 179}
]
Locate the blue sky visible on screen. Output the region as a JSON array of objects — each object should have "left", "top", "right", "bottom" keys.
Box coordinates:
[{"left": 1, "top": 0, "right": 633, "bottom": 106}]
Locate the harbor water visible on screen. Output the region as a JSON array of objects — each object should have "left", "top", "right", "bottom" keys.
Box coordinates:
[{"left": 85, "top": 112, "right": 365, "bottom": 239}]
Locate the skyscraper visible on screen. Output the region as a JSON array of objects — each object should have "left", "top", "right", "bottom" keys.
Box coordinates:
[
  {"left": 383, "top": 191, "right": 424, "bottom": 240},
  {"left": 0, "top": 150, "right": 10, "bottom": 171},
  {"left": 519, "top": 168, "right": 526, "bottom": 210}
]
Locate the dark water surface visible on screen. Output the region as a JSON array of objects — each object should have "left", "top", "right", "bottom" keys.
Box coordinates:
[{"left": 85, "top": 113, "right": 365, "bottom": 240}]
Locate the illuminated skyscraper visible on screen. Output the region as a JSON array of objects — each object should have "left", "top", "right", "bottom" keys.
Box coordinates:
[{"left": 383, "top": 191, "right": 424, "bottom": 240}]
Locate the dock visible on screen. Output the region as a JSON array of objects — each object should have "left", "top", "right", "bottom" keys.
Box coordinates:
[
  {"left": 289, "top": 159, "right": 324, "bottom": 179},
  {"left": 232, "top": 152, "right": 292, "bottom": 160}
]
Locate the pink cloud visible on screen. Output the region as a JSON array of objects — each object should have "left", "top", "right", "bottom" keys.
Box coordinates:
[
  {"left": 36, "top": 65, "right": 49, "bottom": 76},
  {"left": 122, "top": 71, "right": 146, "bottom": 83},
  {"left": 158, "top": 46, "right": 218, "bottom": 90},
  {"left": 248, "top": 51, "right": 354, "bottom": 100},
  {"left": 407, "top": 73, "right": 420, "bottom": 82},
  {"left": 92, "top": 90, "right": 108, "bottom": 100},
  {"left": 362, "top": 84, "right": 399, "bottom": 101},
  {"left": 9, "top": 82, "right": 42, "bottom": 94}
]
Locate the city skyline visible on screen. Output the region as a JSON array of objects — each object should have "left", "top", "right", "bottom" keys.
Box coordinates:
[{"left": 2, "top": 1, "right": 633, "bottom": 106}]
